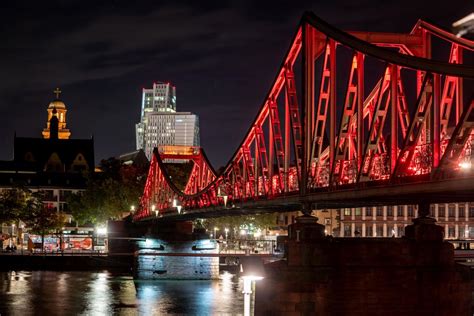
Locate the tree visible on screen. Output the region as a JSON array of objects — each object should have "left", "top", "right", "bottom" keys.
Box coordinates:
[
  {"left": 67, "top": 158, "right": 149, "bottom": 225},
  {"left": 163, "top": 162, "right": 193, "bottom": 190},
  {"left": 0, "top": 188, "right": 29, "bottom": 225},
  {"left": 199, "top": 213, "right": 278, "bottom": 238},
  {"left": 22, "top": 192, "right": 66, "bottom": 252}
]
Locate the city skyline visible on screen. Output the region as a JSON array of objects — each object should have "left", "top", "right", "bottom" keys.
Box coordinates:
[{"left": 0, "top": 1, "right": 470, "bottom": 167}]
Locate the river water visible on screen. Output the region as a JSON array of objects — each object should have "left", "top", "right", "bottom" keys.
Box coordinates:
[{"left": 0, "top": 270, "right": 253, "bottom": 315}]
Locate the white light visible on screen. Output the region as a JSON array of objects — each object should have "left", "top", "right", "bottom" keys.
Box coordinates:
[
  {"left": 96, "top": 227, "right": 107, "bottom": 235},
  {"left": 145, "top": 238, "right": 153, "bottom": 247},
  {"left": 240, "top": 229, "right": 247, "bottom": 236},
  {"left": 223, "top": 195, "right": 228, "bottom": 207},
  {"left": 253, "top": 230, "right": 261, "bottom": 238},
  {"left": 242, "top": 275, "right": 264, "bottom": 281},
  {"left": 459, "top": 161, "right": 471, "bottom": 170},
  {"left": 172, "top": 199, "right": 177, "bottom": 207},
  {"left": 177, "top": 205, "right": 182, "bottom": 214}
]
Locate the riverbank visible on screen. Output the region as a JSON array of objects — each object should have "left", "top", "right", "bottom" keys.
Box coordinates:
[{"left": 0, "top": 253, "right": 134, "bottom": 271}]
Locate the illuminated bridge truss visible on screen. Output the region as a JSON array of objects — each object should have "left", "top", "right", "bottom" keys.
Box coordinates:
[{"left": 134, "top": 12, "right": 474, "bottom": 221}]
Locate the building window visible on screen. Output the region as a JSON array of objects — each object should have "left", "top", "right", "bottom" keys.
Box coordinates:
[
  {"left": 459, "top": 205, "right": 465, "bottom": 218},
  {"left": 448, "top": 227, "right": 455, "bottom": 238},
  {"left": 354, "top": 225, "right": 362, "bottom": 236},
  {"left": 430, "top": 205, "right": 435, "bottom": 217},
  {"left": 366, "top": 208, "right": 372, "bottom": 217},
  {"left": 407, "top": 205, "right": 414, "bottom": 217},
  {"left": 344, "top": 208, "right": 351, "bottom": 216},
  {"left": 344, "top": 224, "right": 351, "bottom": 237},
  {"left": 448, "top": 204, "right": 455, "bottom": 218},
  {"left": 355, "top": 208, "right": 361, "bottom": 216},
  {"left": 398, "top": 226, "right": 404, "bottom": 237},
  {"left": 439, "top": 205, "right": 446, "bottom": 218},
  {"left": 376, "top": 206, "right": 383, "bottom": 217},
  {"left": 397, "top": 206, "right": 404, "bottom": 217},
  {"left": 387, "top": 226, "right": 395, "bottom": 237},
  {"left": 366, "top": 225, "right": 373, "bottom": 237},
  {"left": 469, "top": 205, "right": 474, "bottom": 218},
  {"left": 376, "top": 225, "right": 383, "bottom": 237},
  {"left": 387, "top": 206, "right": 393, "bottom": 217}
]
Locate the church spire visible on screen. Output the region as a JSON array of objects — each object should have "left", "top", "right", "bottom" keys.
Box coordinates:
[{"left": 42, "top": 88, "right": 71, "bottom": 139}]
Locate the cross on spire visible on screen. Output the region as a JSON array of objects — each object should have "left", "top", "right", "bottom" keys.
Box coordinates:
[{"left": 54, "top": 88, "right": 62, "bottom": 99}]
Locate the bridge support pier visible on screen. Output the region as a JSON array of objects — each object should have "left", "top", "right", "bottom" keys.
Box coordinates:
[
  {"left": 255, "top": 202, "right": 471, "bottom": 315},
  {"left": 405, "top": 202, "right": 444, "bottom": 241}
]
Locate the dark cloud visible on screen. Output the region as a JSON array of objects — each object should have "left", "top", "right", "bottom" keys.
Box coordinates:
[{"left": 0, "top": 0, "right": 471, "bottom": 167}]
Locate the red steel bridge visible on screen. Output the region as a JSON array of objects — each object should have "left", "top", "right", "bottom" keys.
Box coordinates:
[{"left": 134, "top": 12, "right": 474, "bottom": 222}]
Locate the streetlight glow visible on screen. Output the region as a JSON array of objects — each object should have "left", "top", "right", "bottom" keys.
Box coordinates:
[{"left": 459, "top": 161, "right": 471, "bottom": 170}]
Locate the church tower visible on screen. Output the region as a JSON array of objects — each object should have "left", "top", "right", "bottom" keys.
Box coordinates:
[{"left": 42, "top": 88, "right": 71, "bottom": 139}]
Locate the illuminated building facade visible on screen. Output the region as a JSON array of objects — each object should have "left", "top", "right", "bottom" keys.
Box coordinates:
[
  {"left": 338, "top": 203, "right": 474, "bottom": 239},
  {"left": 270, "top": 203, "right": 474, "bottom": 241},
  {"left": 0, "top": 90, "right": 94, "bottom": 242},
  {"left": 135, "top": 82, "right": 199, "bottom": 160}
]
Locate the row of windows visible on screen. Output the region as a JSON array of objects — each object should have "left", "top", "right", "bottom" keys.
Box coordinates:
[
  {"left": 342, "top": 204, "right": 474, "bottom": 218},
  {"left": 343, "top": 205, "right": 417, "bottom": 217},
  {"left": 343, "top": 224, "right": 474, "bottom": 238}
]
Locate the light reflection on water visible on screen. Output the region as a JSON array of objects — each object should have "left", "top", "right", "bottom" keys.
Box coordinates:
[{"left": 0, "top": 270, "right": 250, "bottom": 315}]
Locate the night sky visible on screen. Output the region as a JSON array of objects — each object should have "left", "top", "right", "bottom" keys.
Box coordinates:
[{"left": 0, "top": 0, "right": 471, "bottom": 168}]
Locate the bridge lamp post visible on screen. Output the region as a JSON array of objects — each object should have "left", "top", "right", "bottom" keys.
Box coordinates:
[
  {"left": 225, "top": 228, "right": 229, "bottom": 240},
  {"left": 152, "top": 205, "right": 158, "bottom": 217},
  {"left": 130, "top": 205, "right": 135, "bottom": 213},
  {"left": 177, "top": 205, "right": 182, "bottom": 214}
]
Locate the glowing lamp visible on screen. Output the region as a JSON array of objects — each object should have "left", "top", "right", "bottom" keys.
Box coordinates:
[
  {"left": 96, "top": 227, "right": 107, "bottom": 235},
  {"left": 459, "top": 161, "right": 471, "bottom": 170}
]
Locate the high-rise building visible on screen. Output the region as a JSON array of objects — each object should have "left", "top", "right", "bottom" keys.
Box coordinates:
[{"left": 135, "top": 82, "right": 200, "bottom": 159}]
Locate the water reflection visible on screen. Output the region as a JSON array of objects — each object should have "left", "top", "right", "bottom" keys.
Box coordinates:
[{"left": 0, "top": 271, "right": 250, "bottom": 315}]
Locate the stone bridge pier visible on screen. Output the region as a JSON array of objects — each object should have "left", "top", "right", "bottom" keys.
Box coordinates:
[{"left": 255, "top": 203, "right": 472, "bottom": 315}]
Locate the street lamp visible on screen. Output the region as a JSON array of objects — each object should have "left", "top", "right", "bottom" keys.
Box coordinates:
[
  {"left": 225, "top": 228, "right": 229, "bottom": 240},
  {"left": 177, "top": 205, "right": 182, "bottom": 214},
  {"left": 240, "top": 257, "right": 265, "bottom": 316},
  {"left": 130, "top": 205, "right": 135, "bottom": 213},
  {"left": 152, "top": 205, "right": 158, "bottom": 217}
]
